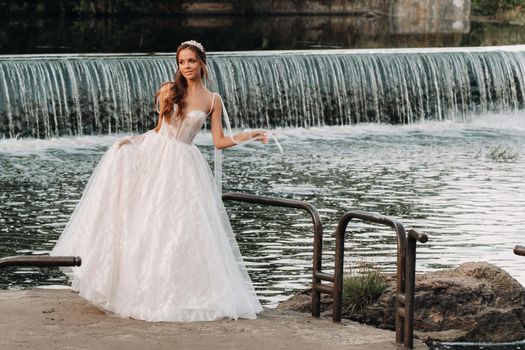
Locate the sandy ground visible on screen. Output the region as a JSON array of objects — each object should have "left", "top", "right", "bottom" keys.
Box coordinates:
[{"left": 0, "top": 288, "right": 427, "bottom": 350}]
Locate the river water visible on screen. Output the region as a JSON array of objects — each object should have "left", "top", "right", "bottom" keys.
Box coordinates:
[{"left": 1, "top": 111, "right": 524, "bottom": 306}]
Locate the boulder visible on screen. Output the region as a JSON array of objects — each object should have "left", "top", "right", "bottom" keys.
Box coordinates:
[{"left": 277, "top": 262, "right": 525, "bottom": 343}]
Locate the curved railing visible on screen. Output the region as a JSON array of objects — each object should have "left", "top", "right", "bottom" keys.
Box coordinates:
[
  {"left": 221, "top": 192, "right": 325, "bottom": 314},
  {"left": 325, "top": 210, "right": 427, "bottom": 350},
  {"left": 222, "top": 193, "right": 428, "bottom": 349}
]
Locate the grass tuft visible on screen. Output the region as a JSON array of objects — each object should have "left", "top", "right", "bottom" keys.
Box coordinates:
[{"left": 342, "top": 269, "right": 388, "bottom": 315}]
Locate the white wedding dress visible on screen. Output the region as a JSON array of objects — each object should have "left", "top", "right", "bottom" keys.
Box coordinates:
[{"left": 50, "top": 93, "right": 263, "bottom": 322}]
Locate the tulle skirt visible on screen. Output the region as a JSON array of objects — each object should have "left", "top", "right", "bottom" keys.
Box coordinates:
[{"left": 51, "top": 130, "right": 263, "bottom": 322}]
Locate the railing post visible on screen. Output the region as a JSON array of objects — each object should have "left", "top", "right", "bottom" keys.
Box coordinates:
[
  {"left": 333, "top": 212, "right": 350, "bottom": 322},
  {"left": 394, "top": 221, "right": 407, "bottom": 344},
  {"left": 404, "top": 229, "right": 428, "bottom": 350},
  {"left": 312, "top": 222, "right": 323, "bottom": 318}
]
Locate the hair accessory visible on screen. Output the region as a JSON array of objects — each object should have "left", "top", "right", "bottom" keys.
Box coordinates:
[{"left": 181, "top": 40, "right": 205, "bottom": 53}]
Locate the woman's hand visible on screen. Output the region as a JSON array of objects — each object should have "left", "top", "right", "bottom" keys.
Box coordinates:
[
  {"left": 249, "top": 129, "right": 269, "bottom": 144},
  {"left": 117, "top": 138, "right": 132, "bottom": 148}
]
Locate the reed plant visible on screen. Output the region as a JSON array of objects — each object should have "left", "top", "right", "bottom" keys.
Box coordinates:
[{"left": 486, "top": 145, "right": 519, "bottom": 161}]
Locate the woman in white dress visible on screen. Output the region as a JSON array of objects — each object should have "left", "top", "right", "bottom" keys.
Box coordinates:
[{"left": 50, "top": 40, "right": 266, "bottom": 322}]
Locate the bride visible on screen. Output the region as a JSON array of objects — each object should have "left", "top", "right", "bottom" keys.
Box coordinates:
[{"left": 50, "top": 40, "right": 266, "bottom": 322}]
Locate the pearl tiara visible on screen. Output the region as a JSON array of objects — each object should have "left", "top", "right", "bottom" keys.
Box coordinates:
[{"left": 181, "top": 40, "right": 205, "bottom": 53}]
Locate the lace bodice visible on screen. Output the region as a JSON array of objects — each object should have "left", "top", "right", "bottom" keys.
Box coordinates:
[
  {"left": 157, "top": 93, "right": 217, "bottom": 144},
  {"left": 158, "top": 110, "right": 207, "bottom": 144}
]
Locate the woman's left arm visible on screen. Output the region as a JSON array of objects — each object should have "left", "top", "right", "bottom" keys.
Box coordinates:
[{"left": 210, "top": 95, "right": 268, "bottom": 149}]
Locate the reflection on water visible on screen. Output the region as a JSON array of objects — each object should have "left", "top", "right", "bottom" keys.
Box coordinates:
[
  {"left": 1, "top": 16, "right": 525, "bottom": 54},
  {"left": 0, "top": 113, "right": 524, "bottom": 306}
]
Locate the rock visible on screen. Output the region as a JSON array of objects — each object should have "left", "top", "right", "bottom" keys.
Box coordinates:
[
  {"left": 278, "top": 262, "right": 525, "bottom": 343},
  {"left": 277, "top": 288, "right": 335, "bottom": 315},
  {"left": 411, "top": 262, "right": 525, "bottom": 342}
]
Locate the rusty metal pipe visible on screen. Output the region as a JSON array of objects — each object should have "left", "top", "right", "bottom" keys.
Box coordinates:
[
  {"left": 514, "top": 245, "right": 525, "bottom": 256},
  {"left": 0, "top": 255, "right": 81, "bottom": 269},
  {"left": 333, "top": 211, "right": 427, "bottom": 349},
  {"left": 408, "top": 229, "right": 428, "bottom": 243},
  {"left": 222, "top": 192, "right": 325, "bottom": 318},
  {"left": 315, "top": 283, "right": 335, "bottom": 295},
  {"left": 314, "top": 271, "right": 335, "bottom": 282},
  {"left": 397, "top": 306, "right": 406, "bottom": 318},
  {"left": 333, "top": 210, "right": 406, "bottom": 330},
  {"left": 404, "top": 229, "right": 425, "bottom": 350}
]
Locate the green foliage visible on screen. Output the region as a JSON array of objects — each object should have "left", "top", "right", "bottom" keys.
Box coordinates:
[
  {"left": 71, "top": 0, "right": 95, "bottom": 14},
  {"left": 1, "top": 0, "right": 161, "bottom": 16},
  {"left": 342, "top": 269, "right": 388, "bottom": 315},
  {"left": 472, "top": 0, "right": 525, "bottom": 16},
  {"left": 106, "top": 0, "right": 155, "bottom": 14}
]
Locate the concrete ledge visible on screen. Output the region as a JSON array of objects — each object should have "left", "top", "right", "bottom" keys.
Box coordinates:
[{"left": 0, "top": 288, "right": 428, "bottom": 350}]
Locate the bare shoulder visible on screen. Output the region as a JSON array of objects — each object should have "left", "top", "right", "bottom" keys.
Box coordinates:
[
  {"left": 204, "top": 89, "right": 220, "bottom": 102},
  {"left": 208, "top": 91, "right": 222, "bottom": 114}
]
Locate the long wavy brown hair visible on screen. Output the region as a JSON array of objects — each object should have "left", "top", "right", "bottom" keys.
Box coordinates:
[{"left": 154, "top": 42, "right": 209, "bottom": 123}]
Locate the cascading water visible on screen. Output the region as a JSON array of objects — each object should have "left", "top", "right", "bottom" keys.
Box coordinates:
[
  {"left": 1, "top": 46, "right": 525, "bottom": 138},
  {"left": 1, "top": 48, "right": 525, "bottom": 344}
]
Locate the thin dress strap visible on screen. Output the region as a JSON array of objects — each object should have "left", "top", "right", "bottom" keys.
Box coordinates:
[
  {"left": 155, "top": 97, "right": 160, "bottom": 114},
  {"left": 207, "top": 93, "right": 217, "bottom": 116}
]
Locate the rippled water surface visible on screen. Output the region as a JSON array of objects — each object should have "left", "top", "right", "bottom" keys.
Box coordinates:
[{"left": 1, "top": 113, "right": 524, "bottom": 306}]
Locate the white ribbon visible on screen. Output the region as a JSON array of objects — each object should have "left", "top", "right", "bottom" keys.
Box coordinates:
[{"left": 213, "top": 96, "right": 283, "bottom": 193}]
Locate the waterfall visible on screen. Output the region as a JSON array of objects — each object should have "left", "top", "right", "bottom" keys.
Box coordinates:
[{"left": 1, "top": 46, "right": 525, "bottom": 138}]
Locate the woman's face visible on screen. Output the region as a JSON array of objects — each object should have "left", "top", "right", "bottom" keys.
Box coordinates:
[{"left": 178, "top": 48, "right": 202, "bottom": 81}]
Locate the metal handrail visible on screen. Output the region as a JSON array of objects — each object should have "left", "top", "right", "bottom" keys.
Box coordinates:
[
  {"left": 330, "top": 210, "right": 427, "bottom": 350},
  {"left": 0, "top": 255, "right": 81, "bottom": 269},
  {"left": 514, "top": 245, "right": 525, "bottom": 256},
  {"left": 404, "top": 229, "right": 428, "bottom": 349},
  {"left": 222, "top": 192, "right": 325, "bottom": 316},
  {"left": 333, "top": 211, "right": 406, "bottom": 322}
]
